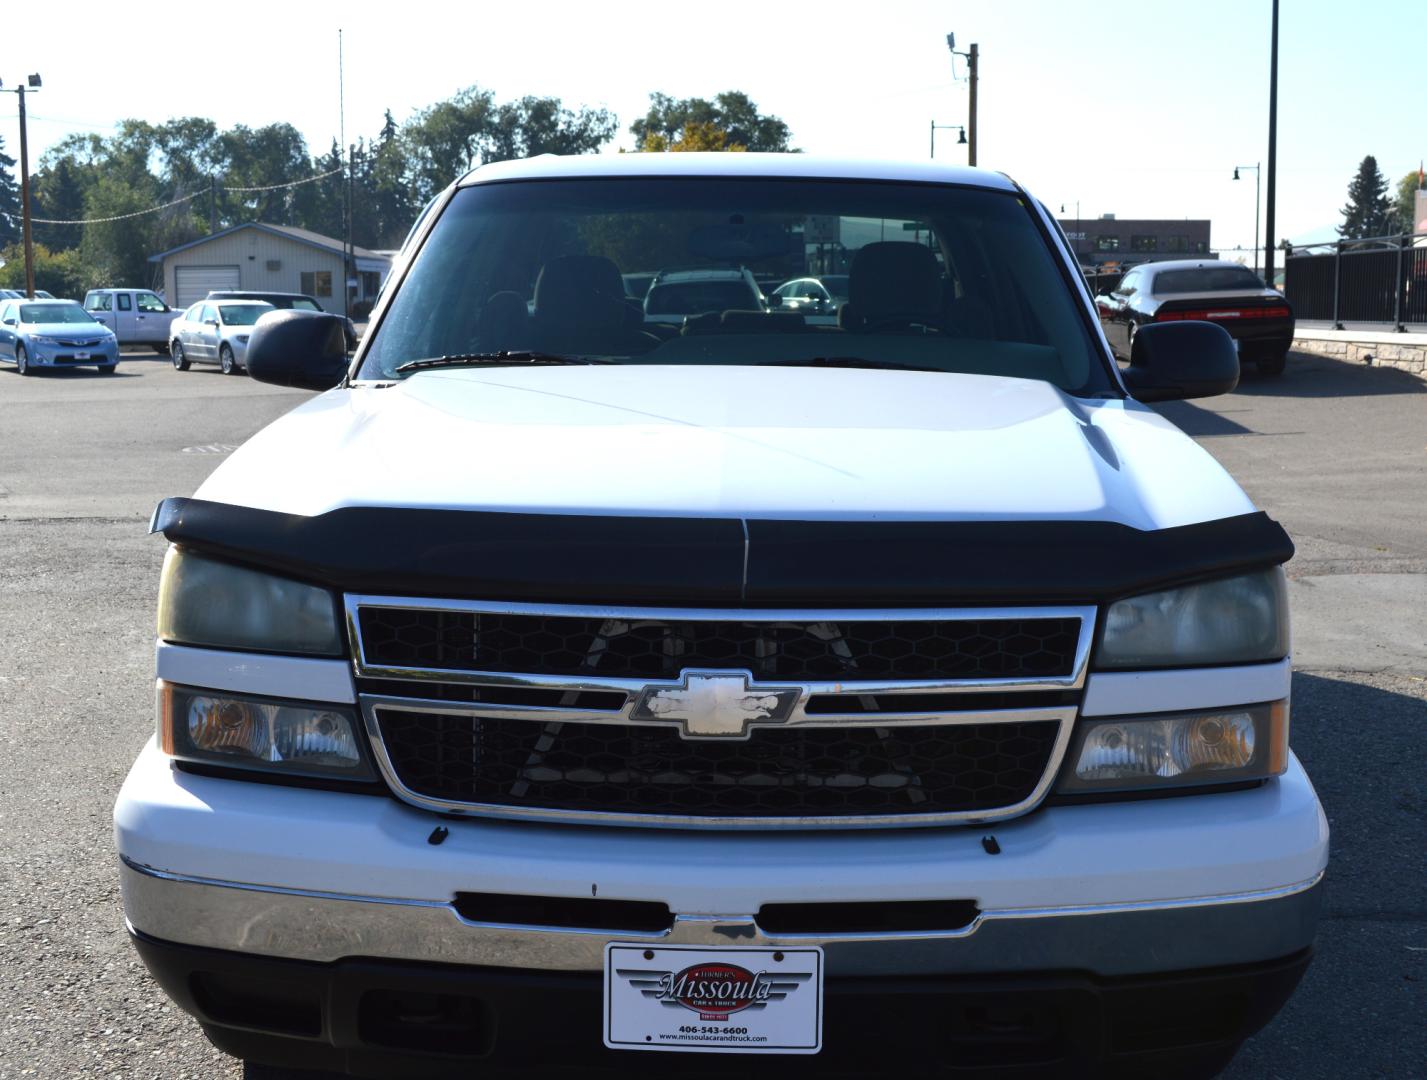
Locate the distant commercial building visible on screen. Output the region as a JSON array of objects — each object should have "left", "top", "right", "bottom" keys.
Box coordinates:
[
  {"left": 149, "top": 223, "right": 392, "bottom": 312},
  {"left": 1057, "top": 214, "right": 1213, "bottom": 269}
]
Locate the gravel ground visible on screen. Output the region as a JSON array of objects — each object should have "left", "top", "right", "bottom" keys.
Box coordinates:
[{"left": 0, "top": 351, "right": 1422, "bottom": 1078}]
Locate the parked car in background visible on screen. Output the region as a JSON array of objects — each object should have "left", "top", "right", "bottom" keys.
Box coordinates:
[
  {"left": 205, "top": 291, "right": 358, "bottom": 350},
  {"left": 168, "top": 300, "right": 274, "bottom": 375},
  {"left": 643, "top": 267, "right": 766, "bottom": 324},
  {"left": 82, "top": 288, "right": 177, "bottom": 354},
  {"left": 0, "top": 288, "right": 57, "bottom": 300},
  {"left": 770, "top": 276, "right": 840, "bottom": 321},
  {"left": 620, "top": 272, "right": 657, "bottom": 301},
  {"left": 0, "top": 298, "right": 120, "bottom": 374},
  {"left": 1095, "top": 260, "right": 1294, "bottom": 375}
]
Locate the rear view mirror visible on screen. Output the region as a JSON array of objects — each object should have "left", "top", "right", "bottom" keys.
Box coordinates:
[
  {"left": 688, "top": 222, "right": 791, "bottom": 262},
  {"left": 246, "top": 310, "right": 349, "bottom": 391},
  {"left": 1122, "top": 321, "right": 1239, "bottom": 402}
]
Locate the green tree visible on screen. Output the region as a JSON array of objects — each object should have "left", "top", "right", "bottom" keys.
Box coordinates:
[
  {"left": 0, "top": 136, "right": 21, "bottom": 247},
  {"left": 1338, "top": 155, "right": 1393, "bottom": 239},
  {"left": 630, "top": 92, "right": 793, "bottom": 153},
  {"left": 1393, "top": 169, "right": 1423, "bottom": 235},
  {"left": 79, "top": 173, "right": 165, "bottom": 288},
  {"left": 33, "top": 156, "right": 86, "bottom": 250},
  {"left": 0, "top": 241, "right": 86, "bottom": 297}
]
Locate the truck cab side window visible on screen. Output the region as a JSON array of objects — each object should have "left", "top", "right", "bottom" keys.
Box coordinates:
[{"left": 117, "top": 294, "right": 132, "bottom": 311}]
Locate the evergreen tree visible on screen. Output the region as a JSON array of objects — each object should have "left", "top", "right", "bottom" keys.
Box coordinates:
[
  {"left": 0, "top": 136, "right": 22, "bottom": 247},
  {"left": 1338, "top": 155, "right": 1393, "bottom": 239},
  {"left": 34, "top": 156, "right": 86, "bottom": 250}
]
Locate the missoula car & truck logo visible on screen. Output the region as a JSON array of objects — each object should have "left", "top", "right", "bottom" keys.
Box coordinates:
[{"left": 657, "top": 962, "right": 776, "bottom": 1020}]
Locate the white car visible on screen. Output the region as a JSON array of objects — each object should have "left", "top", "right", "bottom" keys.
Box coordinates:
[
  {"left": 167, "top": 299, "right": 274, "bottom": 375},
  {"left": 642, "top": 267, "right": 766, "bottom": 325},
  {"left": 116, "top": 153, "right": 1325, "bottom": 1079}
]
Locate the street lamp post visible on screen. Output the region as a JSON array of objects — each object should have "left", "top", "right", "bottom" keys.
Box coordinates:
[
  {"left": 930, "top": 122, "right": 967, "bottom": 161},
  {"left": 0, "top": 73, "right": 42, "bottom": 298},
  {"left": 1263, "top": 0, "right": 1279, "bottom": 287},
  {"left": 1233, "top": 164, "right": 1262, "bottom": 277}
]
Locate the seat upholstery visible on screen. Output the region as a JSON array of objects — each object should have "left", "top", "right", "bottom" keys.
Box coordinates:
[
  {"left": 478, "top": 291, "right": 530, "bottom": 352},
  {"left": 532, "top": 256, "right": 655, "bottom": 355},
  {"left": 838, "top": 242, "right": 944, "bottom": 332}
]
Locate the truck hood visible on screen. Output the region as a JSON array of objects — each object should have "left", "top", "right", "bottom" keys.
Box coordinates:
[{"left": 196, "top": 365, "right": 1253, "bottom": 529}]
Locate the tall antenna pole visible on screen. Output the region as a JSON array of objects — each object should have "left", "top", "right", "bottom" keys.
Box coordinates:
[{"left": 339, "top": 28, "right": 350, "bottom": 319}]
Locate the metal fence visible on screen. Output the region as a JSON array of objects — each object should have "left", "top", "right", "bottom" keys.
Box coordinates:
[{"left": 1284, "top": 232, "right": 1427, "bottom": 329}]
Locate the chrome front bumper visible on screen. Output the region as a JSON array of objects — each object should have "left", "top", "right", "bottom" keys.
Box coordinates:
[{"left": 120, "top": 856, "right": 1323, "bottom": 979}]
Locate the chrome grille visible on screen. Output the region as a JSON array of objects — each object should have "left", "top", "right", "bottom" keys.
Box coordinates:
[{"left": 349, "top": 597, "right": 1094, "bottom": 829}]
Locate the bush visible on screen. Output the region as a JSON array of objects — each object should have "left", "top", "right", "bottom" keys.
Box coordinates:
[{"left": 0, "top": 242, "right": 88, "bottom": 299}]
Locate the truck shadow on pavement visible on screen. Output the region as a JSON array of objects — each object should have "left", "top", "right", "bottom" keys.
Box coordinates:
[
  {"left": 1234, "top": 351, "right": 1426, "bottom": 399},
  {"left": 1225, "top": 670, "right": 1427, "bottom": 1077}
]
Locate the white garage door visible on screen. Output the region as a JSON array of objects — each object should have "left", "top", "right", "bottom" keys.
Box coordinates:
[{"left": 175, "top": 265, "right": 241, "bottom": 308}]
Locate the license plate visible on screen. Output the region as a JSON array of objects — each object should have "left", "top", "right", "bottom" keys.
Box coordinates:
[
  {"left": 604, "top": 943, "right": 822, "bottom": 1054},
  {"left": 74, "top": 351, "right": 90, "bottom": 359}
]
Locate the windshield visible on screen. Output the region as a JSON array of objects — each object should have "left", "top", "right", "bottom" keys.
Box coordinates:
[
  {"left": 219, "top": 304, "right": 273, "bottom": 325},
  {"left": 361, "top": 178, "right": 1109, "bottom": 394},
  {"left": 20, "top": 303, "right": 96, "bottom": 325},
  {"left": 1154, "top": 267, "right": 1265, "bottom": 294}
]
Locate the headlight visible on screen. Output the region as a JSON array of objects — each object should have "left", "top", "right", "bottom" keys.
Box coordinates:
[
  {"left": 1057, "top": 701, "right": 1288, "bottom": 793},
  {"left": 235, "top": 334, "right": 250, "bottom": 343},
  {"left": 158, "top": 547, "right": 343, "bottom": 656},
  {"left": 32, "top": 334, "right": 60, "bottom": 345},
  {"left": 1096, "top": 569, "right": 1288, "bottom": 669},
  {"left": 159, "top": 683, "right": 373, "bottom": 778}
]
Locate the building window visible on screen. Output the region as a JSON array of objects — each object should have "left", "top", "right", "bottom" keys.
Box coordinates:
[
  {"left": 1095, "top": 235, "right": 1120, "bottom": 252},
  {"left": 1192, "top": 240, "right": 1208, "bottom": 253},
  {"left": 1131, "top": 235, "right": 1158, "bottom": 252},
  {"left": 1164, "top": 236, "right": 1189, "bottom": 253},
  {"left": 300, "top": 271, "right": 333, "bottom": 298}
]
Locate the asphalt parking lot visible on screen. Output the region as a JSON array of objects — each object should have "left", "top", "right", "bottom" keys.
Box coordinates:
[{"left": 0, "top": 349, "right": 1423, "bottom": 1078}]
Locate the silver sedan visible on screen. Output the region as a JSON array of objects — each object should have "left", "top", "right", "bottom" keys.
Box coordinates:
[{"left": 168, "top": 300, "right": 274, "bottom": 375}]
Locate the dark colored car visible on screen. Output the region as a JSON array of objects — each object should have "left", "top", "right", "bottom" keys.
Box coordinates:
[
  {"left": 1095, "top": 261, "right": 1294, "bottom": 375},
  {"left": 205, "top": 291, "right": 359, "bottom": 351}
]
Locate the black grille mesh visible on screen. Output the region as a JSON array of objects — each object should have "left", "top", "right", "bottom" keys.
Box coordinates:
[
  {"left": 358, "top": 608, "right": 1080, "bottom": 681},
  {"left": 374, "top": 709, "right": 1061, "bottom": 819}
]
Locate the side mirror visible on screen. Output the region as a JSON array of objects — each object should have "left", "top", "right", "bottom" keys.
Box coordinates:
[
  {"left": 246, "top": 310, "right": 350, "bottom": 391},
  {"left": 1122, "top": 321, "right": 1239, "bottom": 403}
]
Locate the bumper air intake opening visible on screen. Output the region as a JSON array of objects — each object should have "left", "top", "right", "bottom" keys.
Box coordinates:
[
  {"left": 452, "top": 891, "right": 675, "bottom": 933},
  {"left": 757, "top": 899, "right": 981, "bottom": 935}
]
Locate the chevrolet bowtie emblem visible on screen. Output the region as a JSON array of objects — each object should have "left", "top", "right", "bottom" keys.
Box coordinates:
[{"left": 629, "top": 671, "right": 801, "bottom": 739}]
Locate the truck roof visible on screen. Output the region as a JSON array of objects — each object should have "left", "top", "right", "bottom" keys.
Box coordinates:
[{"left": 459, "top": 153, "right": 1018, "bottom": 192}]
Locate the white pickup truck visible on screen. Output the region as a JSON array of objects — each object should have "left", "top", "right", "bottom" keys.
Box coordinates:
[
  {"left": 82, "top": 287, "right": 177, "bottom": 352},
  {"left": 115, "top": 154, "right": 1327, "bottom": 1080}
]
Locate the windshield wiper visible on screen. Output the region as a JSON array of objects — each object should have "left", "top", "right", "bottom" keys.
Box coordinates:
[
  {"left": 767, "top": 356, "right": 943, "bottom": 374},
  {"left": 395, "top": 351, "right": 608, "bottom": 373}
]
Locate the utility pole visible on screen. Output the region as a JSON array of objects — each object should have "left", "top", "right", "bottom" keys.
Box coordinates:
[
  {"left": 1263, "top": 0, "right": 1279, "bottom": 287},
  {"left": 967, "top": 43, "right": 978, "bottom": 167},
  {"left": 947, "top": 35, "right": 979, "bottom": 167},
  {"left": 2, "top": 75, "right": 42, "bottom": 298}
]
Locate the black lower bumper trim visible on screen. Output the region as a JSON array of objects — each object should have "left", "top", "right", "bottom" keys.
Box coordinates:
[{"left": 131, "top": 931, "right": 1310, "bottom": 1079}]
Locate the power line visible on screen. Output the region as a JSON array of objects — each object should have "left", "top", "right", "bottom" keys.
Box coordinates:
[
  {"left": 27, "top": 166, "right": 346, "bottom": 224},
  {"left": 30, "top": 190, "right": 202, "bottom": 225}
]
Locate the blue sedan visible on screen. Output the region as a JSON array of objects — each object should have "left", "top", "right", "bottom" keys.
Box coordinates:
[{"left": 0, "top": 298, "right": 121, "bottom": 374}]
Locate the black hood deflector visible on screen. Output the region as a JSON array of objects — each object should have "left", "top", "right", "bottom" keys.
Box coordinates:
[{"left": 151, "top": 498, "right": 1293, "bottom": 607}]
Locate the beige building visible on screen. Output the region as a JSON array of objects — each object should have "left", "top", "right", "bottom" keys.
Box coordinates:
[{"left": 149, "top": 224, "right": 391, "bottom": 313}]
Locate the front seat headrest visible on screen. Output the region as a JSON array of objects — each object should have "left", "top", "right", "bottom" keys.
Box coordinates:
[
  {"left": 533, "top": 256, "right": 627, "bottom": 333},
  {"left": 840, "top": 241, "right": 943, "bottom": 331}
]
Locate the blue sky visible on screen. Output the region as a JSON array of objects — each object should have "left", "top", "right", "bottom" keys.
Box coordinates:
[{"left": 6, "top": 0, "right": 1422, "bottom": 255}]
